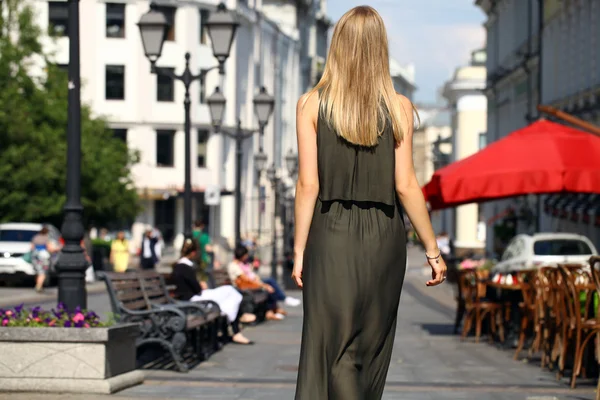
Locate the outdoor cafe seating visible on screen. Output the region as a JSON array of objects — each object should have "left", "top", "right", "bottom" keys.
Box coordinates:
[{"left": 456, "top": 256, "right": 600, "bottom": 397}]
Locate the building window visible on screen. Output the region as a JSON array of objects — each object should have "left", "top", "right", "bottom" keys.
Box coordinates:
[
  {"left": 200, "top": 9, "right": 210, "bottom": 44},
  {"left": 105, "top": 65, "right": 125, "bottom": 100},
  {"left": 197, "top": 130, "right": 209, "bottom": 167},
  {"left": 156, "top": 130, "right": 175, "bottom": 167},
  {"left": 157, "top": 68, "right": 175, "bottom": 102},
  {"left": 106, "top": 3, "right": 125, "bottom": 38},
  {"left": 156, "top": 6, "right": 176, "bottom": 41},
  {"left": 48, "top": 2, "right": 69, "bottom": 36},
  {"left": 112, "top": 128, "right": 127, "bottom": 142},
  {"left": 154, "top": 197, "right": 176, "bottom": 244},
  {"left": 479, "top": 132, "right": 487, "bottom": 149},
  {"left": 199, "top": 80, "right": 206, "bottom": 104}
]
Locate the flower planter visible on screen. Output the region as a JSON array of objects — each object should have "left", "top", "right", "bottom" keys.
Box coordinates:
[{"left": 0, "top": 323, "right": 144, "bottom": 394}]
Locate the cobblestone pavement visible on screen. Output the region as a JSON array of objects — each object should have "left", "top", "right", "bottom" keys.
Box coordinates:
[{"left": 1, "top": 247, "right": 597, "bottom": 399}]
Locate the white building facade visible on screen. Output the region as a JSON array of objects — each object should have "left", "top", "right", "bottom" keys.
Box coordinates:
[
  {"left": 390, "top": 58, "right": 417, "bottom": 101},
  {"left": 477, "top": 0, "right": 600, "bottom": 255},
  {"left": 34, "top": 0, "right": 329, "bottom": 250},
  {"left": 412, "top": 106, "right": 452, "bottom": 237},
  {"left": 441, "top": 49, "right": 488, "bottom": 255}
]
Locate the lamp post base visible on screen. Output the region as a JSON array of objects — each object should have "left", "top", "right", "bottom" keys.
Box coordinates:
[{"left": 56, "top": 206, "right": 88, "bottom": 310}]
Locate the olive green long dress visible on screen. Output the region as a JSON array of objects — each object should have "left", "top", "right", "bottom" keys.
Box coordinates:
[{"left": 295, "top": 107, "right": 407, "bottom": 400}]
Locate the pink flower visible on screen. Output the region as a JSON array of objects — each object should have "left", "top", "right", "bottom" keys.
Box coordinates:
[
  {"left": 72, "top": 313, "right": 85, "bottom": 323},
  {"left": 1, "top": 319, "right": 8, "bottom": 326},
  {"left": 5, "top": 311, "right": 12, "bottom": 317},
  {"left": 84, "top": 323, "right": 90, "bottom": 328},
  {"left": 48, "top": 320, "right": 56, "bottom": 327}
]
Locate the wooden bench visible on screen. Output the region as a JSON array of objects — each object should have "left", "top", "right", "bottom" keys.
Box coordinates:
[
  {"left": 138, "top": 270, "right": 228, "bottom": 354},
  {"left": 99, "top": 271, "right": 221, "bottom": 372}
]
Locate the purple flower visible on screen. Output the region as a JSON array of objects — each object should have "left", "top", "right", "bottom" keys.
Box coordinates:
[
  {"left": 85, "top": 311, "right": 98, "bottom": 320},
  {"left": 57, "top": 302, "right": 65, "bottom": 311},
  {"left": 14, "top": 304, "right": 24, "bottom": 315},
  {"left": 74, "top": 321, "right": 85, "bottom": 328},
  {"left": 63, "top": 320, "right": 72, "bottom": 327},
  {"left": 31, "top": 306, "right": 41, "bottom": 313},
  {"left": 52, "top": 310, "right": 63, "bottom": 319},
  {"left": 44, "top": 317, "right": 52, "bottom": 324},
  {"left": 74, "top": 306, "right": 82, "bottom": 314}
]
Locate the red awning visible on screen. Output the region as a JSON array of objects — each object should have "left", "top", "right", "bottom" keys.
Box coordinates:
[{"left": 423, "top": 120, "right": 600, "bottom": 210}]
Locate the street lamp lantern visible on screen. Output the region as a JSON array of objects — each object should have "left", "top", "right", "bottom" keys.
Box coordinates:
[
  {"left": 137, "top": 5, "right": 169, "bottom": 63},
  {"left": 285, "top": 150, "right": 298, "bottom": 177},
  {"left": 253, "top": 86, "right": 275, "bottom": 128},
  {"left": 205, "top": 3, "right": 239, "bottom": 70},
  {"left": 254, "top": 151, "right": 268, "bottom": 173},
  {"left": 207, "top": 86, "right": 226, "bottom": 130},
  {"left": 267, "top": 165, "right": 277, "bottom": 183}
]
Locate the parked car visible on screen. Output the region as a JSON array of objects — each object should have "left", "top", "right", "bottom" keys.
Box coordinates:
[
  {"left": 0, "top": 223, "right": 61, "bottom": 283},
  {"left": 492, "top": 232, "right": 598, "bottom": 274}
]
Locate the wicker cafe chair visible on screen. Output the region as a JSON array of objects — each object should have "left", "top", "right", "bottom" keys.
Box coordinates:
[
  {"left": 566, "top": 256, "right": 600, "bottom": 391},
  {"left": 513, "top": 269, "right": 539, "bottom": 360},
  {"left": 459, "top": 269, "right": 504, "bottom": 343},
  {"left": 589, "top": 256, "right": 600, "bottom": 400},
  {"left": 555, "top": 265, "right": 597, "bottom": 387},
  {"left": 536, "top": 267, "right": 562, "bottom": 370}
]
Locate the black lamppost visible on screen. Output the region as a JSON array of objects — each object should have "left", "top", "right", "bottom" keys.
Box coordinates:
[
  {"left": 56, "top": 0, "right": 87, "bottom": 310},
  {"left": 266, "top": 165, "right": 280, "bottom": 279},
  {"left": 257, "top": 150, "right": 297, "bottom": 282},
  {"left": 283, "top": 150, "right": 298, "bottom": 252},
  {"left": 207, "top": 87, "right": 275, "bottom": 246},
  {"left": 254, "top": 146, "right": 268, "bottom": 244},
  {"left": 137, "top": 3, "right": 238, "bottom": 238}
]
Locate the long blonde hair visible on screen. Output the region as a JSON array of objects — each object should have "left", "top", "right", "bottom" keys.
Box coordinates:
[{"left": 306, "top": 6, "right": 413, "bottom": 147}]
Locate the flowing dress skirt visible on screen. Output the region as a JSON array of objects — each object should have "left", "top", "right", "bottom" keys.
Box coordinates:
[{"left": 295, "top": 199, "right": 407, "bottom": 400}]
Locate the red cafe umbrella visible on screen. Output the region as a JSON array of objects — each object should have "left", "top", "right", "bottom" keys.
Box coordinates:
[{"left": 423, "top": 119, "right": 600, "bottom": 210}]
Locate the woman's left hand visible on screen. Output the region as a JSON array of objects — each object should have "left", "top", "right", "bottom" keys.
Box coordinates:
[{"left": 426, "top": 255, "right": 448, "bottom": 287}]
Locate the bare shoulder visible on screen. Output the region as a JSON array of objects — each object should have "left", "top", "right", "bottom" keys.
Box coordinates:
[
  {"left": 297, "top": 91, "right": 319, "bottom": 130},
  {"left": 394, "top": 93, "right": 414, "bottom": 131},
  {"left": 297, "top": 91, "right": 319, "bottom": 114},
  {"left": 394, "top": 93, "right": 414, "bottom": 115}
]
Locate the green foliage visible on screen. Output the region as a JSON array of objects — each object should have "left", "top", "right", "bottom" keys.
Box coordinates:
[{"left": 0, "top": 0, "right": 140, "bottom": 228}]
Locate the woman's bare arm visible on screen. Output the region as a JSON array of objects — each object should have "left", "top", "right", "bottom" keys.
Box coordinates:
[
  {"left": 292, "top": 93, "right": 319, "bottom": 286},
  {"left": 394, "top": 94, "right": 446, "bottom": 286}
]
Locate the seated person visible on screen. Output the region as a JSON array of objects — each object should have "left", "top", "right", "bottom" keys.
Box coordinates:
[
  {"left": 227, "top": 245, "right": 299, "bottom": 320},
  {"left": 172, "top": 239, "right": 255, "bottom": 345}
]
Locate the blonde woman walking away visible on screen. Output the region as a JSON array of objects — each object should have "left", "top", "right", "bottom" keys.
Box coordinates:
[{"left": 292, "top": 6, "right": 448, "bottom": 399}]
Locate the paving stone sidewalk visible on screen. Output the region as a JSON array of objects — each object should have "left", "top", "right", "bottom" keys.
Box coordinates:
[{"left": 2, "top": 268, "right": 597, "bottom": 400}]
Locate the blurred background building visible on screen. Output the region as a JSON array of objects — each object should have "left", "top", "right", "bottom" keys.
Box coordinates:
[
  {"left": 34, "top": 0, "right": 330, "bottom": 252},
  {"left": 441, "top": 49, "right": 487, "bottom": 256},
  {"left": 477, "top": 0, "right": 600, "bottom": 255}
]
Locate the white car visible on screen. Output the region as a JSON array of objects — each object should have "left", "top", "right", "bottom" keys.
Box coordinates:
[
  {"left": 0, "top": 222, "right": 61, "bottom": 281},
  {"left": 492, "top": 233, "right": 598, "bottom": 274}
]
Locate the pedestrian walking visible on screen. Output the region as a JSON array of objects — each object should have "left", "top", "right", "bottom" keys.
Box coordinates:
[
  {"left": 292, "top": 6, "right": 447, "bottom": 399},
  {"left": 140, "top": 226, "right": 158, "bottom": 270},
  {"left": 30, "top": 226, "right": 58, "bottom": 293},
  {"left": 192, "top": 220, "right": 213, "bottom": 269}
]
